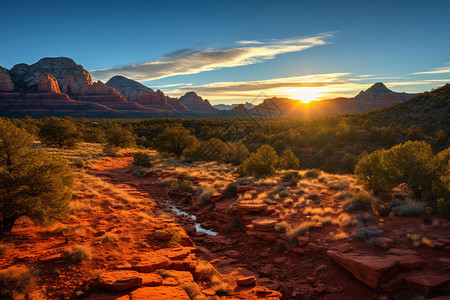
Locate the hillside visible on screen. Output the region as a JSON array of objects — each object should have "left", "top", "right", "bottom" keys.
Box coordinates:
[{"left": 364, "top": 83, "right": 450, "bottom": 133}]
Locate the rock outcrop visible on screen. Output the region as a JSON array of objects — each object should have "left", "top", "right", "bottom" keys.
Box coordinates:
[
  {"left": 106, "top": 75, "right": 190, "bottom": 113},
  {"left": 0, "top": 67, "right": 14, "bottom": 92},
  {"left": 179, "top": 91, "right": 218, "bottom": 114},
  {"left": 37, "top": 73, "right": 61, "bottom": 93}
]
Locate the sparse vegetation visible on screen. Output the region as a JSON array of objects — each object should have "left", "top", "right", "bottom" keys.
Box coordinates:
[
  {"left": 343, "top": 192, "right": 373, "bottom": 212},
  {"left": 0, "top": 119, "right": 73, "bottom": 238},
  {"left": 353, "top": 226, "right": 382, "bottom": 241},
  {"left": 0, "top": 266, "right": 37, "bottom": 299},
  {"left": 168, "top": 180, "right": 194, "bottom": 194},
  {"left": 395, "top": 199, "right": 426, "bottom": 216},
  {"left": 64, "top": 245, "right": 92, "bottom": 264},
  {"left": 133, "top": 151, "right": 152, "bottom": 168}
]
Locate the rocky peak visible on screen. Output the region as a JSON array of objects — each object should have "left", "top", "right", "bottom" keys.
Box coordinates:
[
  {"left": 355, "top": 82, "right": 395, "bottom": 103},
  {"left": 9, "top": 57, "right": 93, "bottom": 92},
  {"left": 179, "top": 91, "right": 204, "bottom": 105},
  {"left": 37, "top": 73, "right": 61, "bottom": 93},
  {"left": 0, "top": 66, "right": 15, "bottom": 92},
  {"left": 106, "top": 75, "right": 167, "bottom": 104}
]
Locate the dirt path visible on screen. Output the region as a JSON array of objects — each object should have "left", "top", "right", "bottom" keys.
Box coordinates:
[{"left": 91, "top": 156, "right": 383, "bottom": 300}]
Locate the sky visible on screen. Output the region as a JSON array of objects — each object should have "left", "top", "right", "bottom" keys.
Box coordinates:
[{"left": 1, "top": 0, "right": 449, "bottom": 104}]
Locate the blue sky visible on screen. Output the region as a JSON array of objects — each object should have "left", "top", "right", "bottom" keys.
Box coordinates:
[{"left": 1, "top": 0, "right": 449, "bottom": 103}]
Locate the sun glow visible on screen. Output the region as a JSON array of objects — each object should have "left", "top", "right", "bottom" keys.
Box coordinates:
[{"left": 290, "top": 87, "right": 321, "bottom": 103}]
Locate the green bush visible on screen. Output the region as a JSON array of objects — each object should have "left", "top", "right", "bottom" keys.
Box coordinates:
[
  {"left": 372, "top": 201, "right": 392, "bottom": 217},
  {"left": 281, "top": 171, "right": 302, "bottom": 185},
  {"left": 152, "top": 124, "right": 197, "bottom": 157},
  {"left": 39, "top": 117, "right": 81, "bottom": 148},
  {"left": 168, "top": 180, "right": 194, "bottom": 194},
  {"left": 343, "top": 193, "right": 373, "bottom": 212},
  {"left": 279, "top": 150, "right": 300, "bottom": 170},
  {"left": 0, "top": 119, "right": 73, "bottom": 238},
  {"left": 224, "top": 141, "right": 250, "bottom": 165},
  {"left": 105, "top": 124, "right": 136, "bottom": 148},
  {"left": 396, "top": 199, "right": 426, "bottom": 216},
  {"left": 133, "top": 152, "right": 152, "bottom": 168},
  {"left": 239, "top": 145, "right": 279, "bottom": 176}
]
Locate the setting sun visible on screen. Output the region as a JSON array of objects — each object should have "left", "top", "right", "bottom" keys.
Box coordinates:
[{"left": 290, "top": 87, "right": 321, "bottom": 103}]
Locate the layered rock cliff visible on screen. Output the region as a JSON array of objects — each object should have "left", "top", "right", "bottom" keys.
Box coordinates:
[{"left": 179, "top": 91, "right": 218, "bottom": 114}]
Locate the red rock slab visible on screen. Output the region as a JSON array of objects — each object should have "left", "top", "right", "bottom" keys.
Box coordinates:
[
  {"left": 246, "top": 229, "right": 278, "bottom": 242},
  {"left": 387, "top": 255, "right": 425, "bottom": 270},
  {"left": 141, "top": 273, "right": 163, "bottom": 286},
  {"left": 163, "top": 270, "right": 194, "bottom": 283},
  {"left": 326, "top": 250, "right": 398, "bottom": 288},
  {"left": 405, "top": 272, "right": 450, "bottom": 293},
  {"left": 251, "top": 218, "right": 277, "bottom": 231},
  {"left": 236, "top": 203, "right": 267, "bottom": 212},
  {"left": 97, "top": 270, "right": 142, "bottom": 291},
  {"left": 380, "top": 273, "right": 407, "bottom": 293},
  {"left": 162, "top": 277, "right": 178, "bottom": 286},
  {"left": 237, "top": 276, "right": 257, "bottom": 287},
  {"left": 130, "top": 286, "right": 190, "bottom": 300},
  {"left": 387, "top": 248, "right": 418, "bottom": 256},
  {"left": 132, "top": 255, "right": 171, "bottom": 273}
]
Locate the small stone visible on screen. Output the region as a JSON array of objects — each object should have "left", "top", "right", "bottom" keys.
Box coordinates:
[
  {"left": 337, "top": 243, "right": 352, "bottom": 253},
  {"left": 296, "top": 236, "right": 310, "bottom": 247},
  {"left": 153, "top": 230, "right": 172, "bottom": 240},
  {"left": 237, "top": 276, "right": 256, "bottom": 287}
]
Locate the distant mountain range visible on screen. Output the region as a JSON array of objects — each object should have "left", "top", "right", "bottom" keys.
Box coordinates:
[
  {"left": 213, "top": 102, "right": 256, "bottom": 110},
  {"left": 0, "top": 57, "right": 426, "bottom": 118}
]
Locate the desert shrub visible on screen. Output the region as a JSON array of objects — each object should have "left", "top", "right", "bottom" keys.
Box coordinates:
[
  {"left": 304, "top": 169, "right": 321, "bottom": 179},
  {"left": 343, "top": 192, "right": 373, "bottom": 212},
  {"left": 306, "top": 191, "right": 320, "bottom": 201},
  {"left": 438, "top": 198, "right": 450, "bottom": 218},
  {"left": 152, "top": 123, "right": 197, "bottom": 157},
  {"left": 287, "top": 221, "right": 315, "bottom": 239},
  {"left": 133, "top": 152, "right": 152, "bottom": 168},
  {"left": 195, "top": 260, "right": 218, "bottom": 281},
  {"left": 223, "top": 182, "right": 238, "bottom": 197},
  {"left": 279, "top": 149, "right": 300, "bottom": 170},
  {"left": 187, "top": 138, "right": 228, "bottom": 162},
  {"left": 197, "top": 183, "right": 217, "bottom": 205},
  {"left": 372, "top": 201, "right": 392, "bottom": 217},
  {"left": 339, "top": 153, "right": 358, "bottom": 174},
  {"left": 132, "top": 166, "right": 152, "bottom": 177},
  {"left": 422, "top": 206, "right": 433, "bottom": 225},
  {"left": 395, "top": 199, "right": 425, "bottom": 216},
  {"left": 166, "top": 227, "right": 181, "bottom": 246},
  {"left": 64, "top": 245, "right": 92, "bottom": 264},
  {"left": 102, "top": 144, "right": 119, "bottom": 157},
  {"left": 100, "top": 232, "right": 119, "bottom": 243},
  {"left": 335, "top": 191, "right": 353, "bottom": 200},
  {"left": 355, "top": 141, "right": 435, "bottom": 198},
  {"left": 274, "top": 221, "right": 290, "bottom": 233},
  {"left": 211, "top": 274, "right": 232, "bottom": 295},
  {"left": 224, "top": 141, "right": 250, "bottom": 165},
  {"left": 407, "top": 233, "right": 433, "bottom": 247},
  {"left": 180, "top": 282, "right": 202, "bottom": 299},
  {"left": 239, "top": 145, "right": 279, "bottom": 176},
  {"left": 39, "top": 117, "right": 81, "bottom": 148},
  {"left": 0, "top": 266, "right": 37, "bottom": 299},
  {"left": 353, "top": 226, "right": 382, "bottom": 240},
  {"left": 0, "top": 119, "right": 74, "bottom": 238},
  {"left": 157, "top": 177, "right": 177, "bottom": 186},
  {"left": 168, "top": 180, "right": 194, "bottom": 194},
  {"left": 105, "top": 124, "right": 136, "bottom": 148},
  {"left": 327, "top": 180, "right": 350, "bottom": 191},
  {"left": 281, "top": 171, "right": 302, "bottom": 185},
  {"left": 352, "top": 214, "right": 376, "bottom": 225}
]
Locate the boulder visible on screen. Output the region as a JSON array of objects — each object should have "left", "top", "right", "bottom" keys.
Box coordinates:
[
  {"left": 326, "top": 250, "right": 398, "bottom": 288},
  {"left": 236, "top": 203, "right": 267, "bottom": 213},
  {"left": 141, "top": 273, "right": 163, "bottom": 286},
  {"left": 97, "top": 270, "right": 142, "bottom": 291},
  {"left": 337, "top": 243, "right": 352, "bottom": 253},
  {"left": 153, "top": 230, "right": 172, "bottom": 240},
  {"left": 237, "top": 276, "right": 256, "bottom": 287},
  {"left": 132, "top": 255, "right": 172, "bottom": 273},
  {"left": 252, "top": 219, "right": 277, "bottom": 231},
  {"left": 259, "top": 264, "right": 272, "bottom": 276}
]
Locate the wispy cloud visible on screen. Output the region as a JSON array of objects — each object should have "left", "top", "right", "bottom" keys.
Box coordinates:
[
  {"left": 90, "top": 33, "right": 334, "bottom": 81},
  {"left": 152, "top": 83, "right": 192, "bottom": 89},
  {"left": 411, "top": 63, "right": 450, "bottom": 75},
  {"left": 235, "top": 40, "right": 263, "bottom": 45}
]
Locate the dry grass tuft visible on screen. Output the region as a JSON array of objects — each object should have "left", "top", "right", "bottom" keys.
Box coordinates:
[
  {"left": 0, "top": 266, "right": 38, "bottom": 299},
  {"left": 64, "top": 245, "right": 92, "bottom": 264}
]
